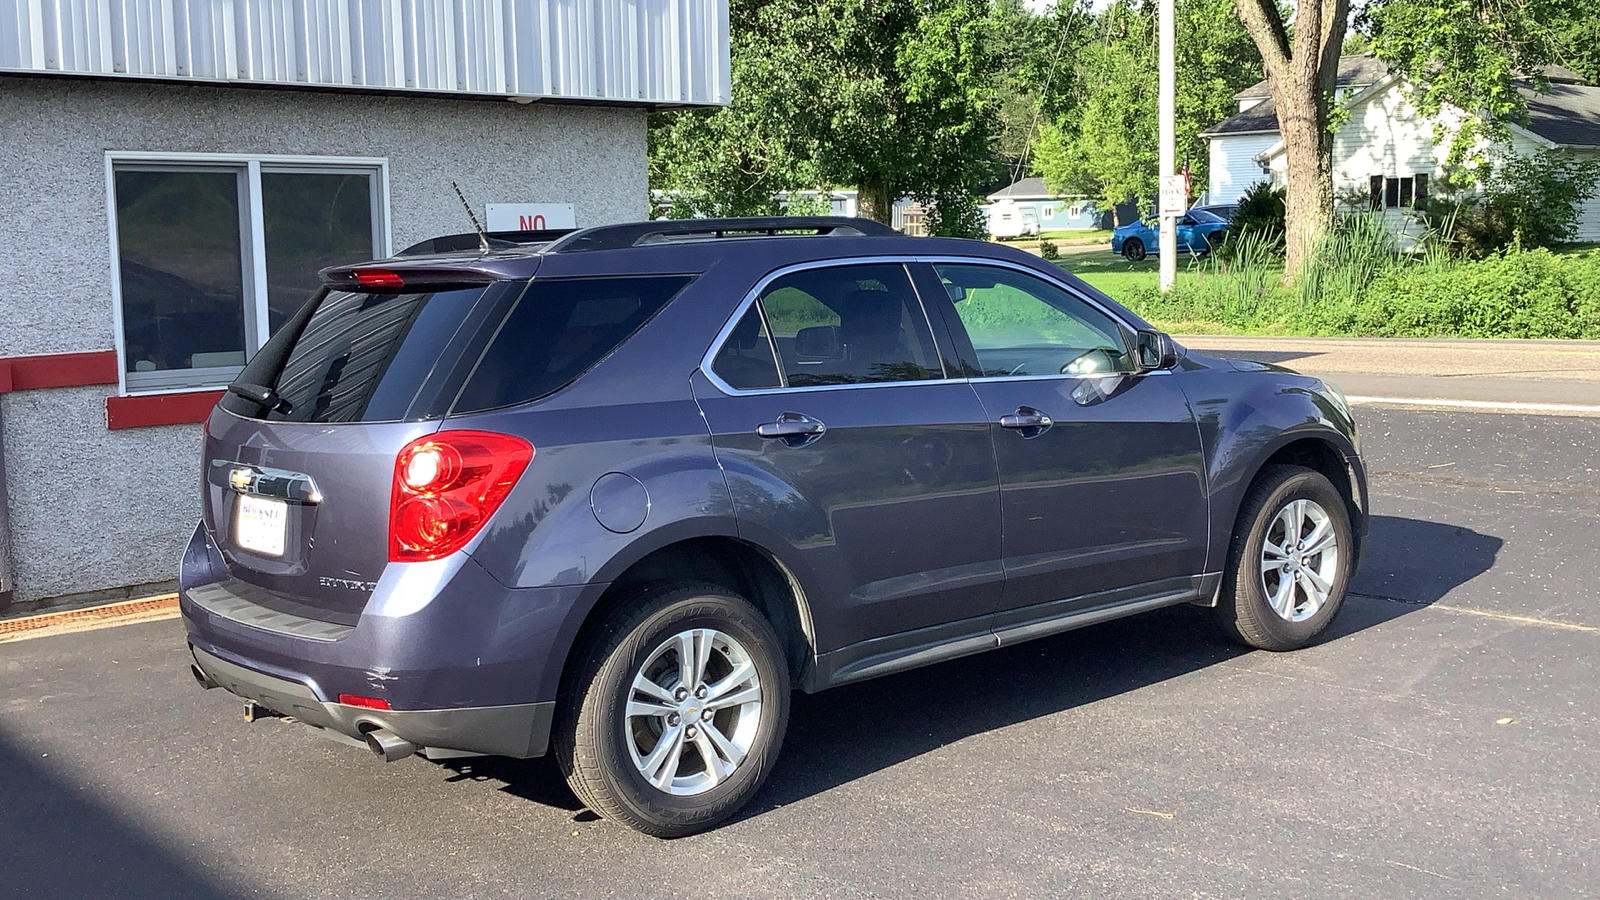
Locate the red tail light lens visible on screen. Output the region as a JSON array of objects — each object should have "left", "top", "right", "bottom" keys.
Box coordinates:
[
  {"left": 390, "top": 431, "right": 533, "bottom": 562},
  {"left": 338, "top": 694, "right": 393, "bottom": 710}
]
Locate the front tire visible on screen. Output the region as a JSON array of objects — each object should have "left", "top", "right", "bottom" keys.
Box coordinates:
[
  {"left": 1122, "top": 237, "right": 1147, "bottom": 261},
  {"left": 555, "top": 582, "right": 789, "bottom": 837},
  {"left": 1215, "top": 466, "right": 1353, "bottom": 651}
]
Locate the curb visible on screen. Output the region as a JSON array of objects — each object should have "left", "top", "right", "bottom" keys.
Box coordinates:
[{"left": 0, "top": 593, "right": 180, "bottom": 643}]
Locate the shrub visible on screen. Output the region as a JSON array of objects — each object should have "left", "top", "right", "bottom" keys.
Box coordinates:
[
  {"left": 1039, "top": 240, "right": 1060, "bottom": 261},
  {"left": 922, "top": 192, "right": 990, "bottom": 240},
  {"left": 1353, "top": 249, "right": 1600, "bottom": 339},
  {"left": 1215, "top": 182, "right": 1286, "bottom": 262}
]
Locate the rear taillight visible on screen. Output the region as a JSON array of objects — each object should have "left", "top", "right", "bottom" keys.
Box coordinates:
[
  {"left": 389, "top": 431, "right": 533, "bottom": 562},
  {"left": 338, "top": 694, "right": 393, "bottom": 710}
]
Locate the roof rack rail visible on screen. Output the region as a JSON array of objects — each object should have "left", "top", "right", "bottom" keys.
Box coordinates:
[
  {"left": 397, "top": 228, "right": 577, "bottom": 257},
  {"left": 543, "top": 216, "right": 898, "bottom": 254}
]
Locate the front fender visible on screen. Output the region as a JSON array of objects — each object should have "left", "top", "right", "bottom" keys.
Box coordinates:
[{"left": 1180, "top": 361, "right": 1364, "bottom": 575}]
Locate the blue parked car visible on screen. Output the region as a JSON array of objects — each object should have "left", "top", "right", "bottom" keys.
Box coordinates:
[
  {"left": 183, "top": 216, "right": 1364, "bottom": 836},
  {"left": 1111, "top": 206, "right": 1233, "bottom": 261}
]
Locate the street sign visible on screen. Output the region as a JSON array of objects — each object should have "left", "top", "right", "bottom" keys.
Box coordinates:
[
  {"left": 485, "top": 203, "right": 575, "bottom": 231},
  {"left": 1159, "top": 175, "right": 1187, "bottom": 217}
]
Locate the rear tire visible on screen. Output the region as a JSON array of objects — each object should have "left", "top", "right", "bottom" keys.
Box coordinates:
[
  {"left": 555, "top": 582, "right": 789, "bottom": 837},
  {"left": 1122, "top": 238, "right": 1147, "bottom": 261},
  {"left": 1214, "top": 466, "right": 1353, "bottom": 651}
]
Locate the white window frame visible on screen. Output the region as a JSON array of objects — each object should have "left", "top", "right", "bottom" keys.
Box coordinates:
[{"left": 105, "top": 151, "right": 392, "bottom": 396}]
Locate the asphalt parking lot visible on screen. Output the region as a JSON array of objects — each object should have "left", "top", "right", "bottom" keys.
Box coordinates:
[{"left": 3, "top": 404, "right": 1598, "bottom": 899}]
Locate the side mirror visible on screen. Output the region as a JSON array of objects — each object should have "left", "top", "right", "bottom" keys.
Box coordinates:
[{"left": 1134, "top": 329, "right": 1179, "bottom": 372}]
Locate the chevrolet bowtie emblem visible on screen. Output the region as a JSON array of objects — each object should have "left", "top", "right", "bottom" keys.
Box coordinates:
[{"left": 228, "top": 467, "right": 254, "bottom": 491}]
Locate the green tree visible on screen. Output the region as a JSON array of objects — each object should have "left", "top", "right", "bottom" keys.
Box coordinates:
[
  {"left": 1032, "top": 1, "right": 1158, "bottom": 220},
  {"left": 1032, "top": 0, "right": 1258, "bottom": 223},
  {"left": 650, "top": 0, "right": 1001, "bottom": 225},
  {"left": 1366, "top": 0, "right": 1589, "bottom": 176}
]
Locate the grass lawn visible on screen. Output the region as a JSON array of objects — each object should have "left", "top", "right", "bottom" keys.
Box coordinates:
[{"left": 1051, "top": 251, "right": 1208, "bottom": 299}]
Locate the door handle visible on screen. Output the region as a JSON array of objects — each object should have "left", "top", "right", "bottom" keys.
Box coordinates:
[
  {"left": 756, "top": 412, "right": 826, "bottom": 447},
  {"left": 998, "top": 407, "right": 1053, "bottom": 438}
]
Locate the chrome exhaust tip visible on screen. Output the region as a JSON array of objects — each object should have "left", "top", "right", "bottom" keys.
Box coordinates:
[
  {"left": 191, "top": 663, "right": 219, "bottom": 690},
  {"left": 365, "top": 728, "right": 419, "bottom": 762}
]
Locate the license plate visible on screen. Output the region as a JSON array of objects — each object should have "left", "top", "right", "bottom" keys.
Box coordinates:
[{"left": 236, "top": 495, "right": 288, "bottom": 557}]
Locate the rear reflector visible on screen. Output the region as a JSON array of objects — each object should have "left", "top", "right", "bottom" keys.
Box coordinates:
[
  {"left": 338, "top": 694, "right": 393, "bottom": 710},
  {"left": 352, "top": 268, "right": 406, "bottom": 289}
]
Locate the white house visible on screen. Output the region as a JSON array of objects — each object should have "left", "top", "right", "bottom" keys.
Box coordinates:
[
  {"left": 1202, "top": 56, "right": 1600, "bottom": 242},
  {"left": 0, "top": 0, "right": 730, "bottom": 611},
  {"left": 1200, "top": 56, "right": 1390, "bottom": 206}
]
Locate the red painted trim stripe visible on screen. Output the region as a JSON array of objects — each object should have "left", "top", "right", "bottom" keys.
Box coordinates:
[
  {"left": 106, "top": 390, "right": 224, "bottom": 430},
  {"left": 0, "top": 350, "right": 119, "bottom": 394}
]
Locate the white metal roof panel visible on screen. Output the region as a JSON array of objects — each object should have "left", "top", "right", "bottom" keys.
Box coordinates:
[{"left": 0, "top": 0, "right": 730, "bottom": 106}]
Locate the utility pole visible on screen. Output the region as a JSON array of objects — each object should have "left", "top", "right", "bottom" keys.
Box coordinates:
[{"left": 1157, "top": 0, "right": 1178, "bottom": 291}]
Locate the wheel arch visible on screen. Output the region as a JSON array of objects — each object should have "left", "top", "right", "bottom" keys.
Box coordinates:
[
  {"left": 553, "top": 535, "right": 818, "bottom": 710},
  {"left": 1227, "top": 434, "right": 1366, "bottom": 576}
]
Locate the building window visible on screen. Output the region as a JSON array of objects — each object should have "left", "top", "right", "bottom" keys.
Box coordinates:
[
  {"left": 1041, "top": 205, "right": 1055, "bottom": 219},
  {"left": 1370, "top": 173, "right": 1429, "bottom": 211},
  {"left": 109, "top": 154, "right": 388, "bottom": 393}
]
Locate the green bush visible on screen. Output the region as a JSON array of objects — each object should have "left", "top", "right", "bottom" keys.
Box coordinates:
[
  {"left": 1215, "top": 182, "right": 1286, "bottom": 263},
  {"left": 1038, "top": 240, "right": 1060, "bottom": 261},
  {"left": 1114, "top": 247, "right": 1600, "bottom": 339},
  {"left": 1352, "top": 248, "right": 1600, "bottom": 339}
]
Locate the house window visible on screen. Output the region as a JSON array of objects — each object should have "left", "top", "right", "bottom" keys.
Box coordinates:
[
  {"left": 109, "top": 154, "right": 388, "bottom": 393},
  {"left": 1369, "top": 173, "right": 1429, "bottom": 211},
  {"left": 1041, "top": 205, "right": 1055, "bottom": 219}
]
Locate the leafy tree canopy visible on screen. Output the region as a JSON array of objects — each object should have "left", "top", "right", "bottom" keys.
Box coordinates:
[
  {"left": 651, "top": 0, "right": 1001, "bottom": 223},
  {"left": 1031, "top": 0, "right": 1259, "bottom": 218}
]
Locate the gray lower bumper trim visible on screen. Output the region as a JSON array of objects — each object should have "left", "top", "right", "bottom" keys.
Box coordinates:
[{"left": 191, "top": 645, "right": 554, "bottom": 759}]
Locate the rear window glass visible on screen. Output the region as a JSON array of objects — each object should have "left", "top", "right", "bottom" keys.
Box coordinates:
[
  {"left": 256, "top": 287, "right": 494, "bottom": 423},
  {"left": 451, "top": 275, "right": 693, "bottom": 414}
]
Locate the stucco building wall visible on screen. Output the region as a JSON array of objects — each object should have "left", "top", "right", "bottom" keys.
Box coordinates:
[{"left": 0, "top": 74, "right": 646, "bottom": 604}]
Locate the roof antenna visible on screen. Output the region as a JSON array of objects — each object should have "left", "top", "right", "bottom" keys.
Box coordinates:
[{"left": 450, "top": 181, "right": 491, "bottom": 254}]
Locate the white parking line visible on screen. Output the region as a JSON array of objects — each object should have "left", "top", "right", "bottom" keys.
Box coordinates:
[{"left": 1348, "top": 396, "right": 1600, "bottom": 415}]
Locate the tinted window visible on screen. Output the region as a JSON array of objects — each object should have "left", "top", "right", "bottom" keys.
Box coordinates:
[
  {"left": 711, "top": 306, "right": 782, "bottom": 390},
  {"left": 936, "top": 264, "right": 1133, "bottom": 377},
  {"left": 261, "top": 171, "right": 379, "bottom": 333},
  {"left": 262, "top": 287, "right": 491, "bottom": 423},
  {"left": 759, "top": 264, "right": 941, "bottom": 387},
  {"left": 114, "top": 169, "right": 248, "bottom": 379},
  {"left": 453, "top": 276, "right": 692, "bottom": 413}
]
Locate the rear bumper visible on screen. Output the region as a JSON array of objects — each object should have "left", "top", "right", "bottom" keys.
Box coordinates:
[
  {"left": 191, "top": 644, "right": 555, "bottom": 758},
  {"left": 179, "top": 521, "right": 603, "bottom": 756}
]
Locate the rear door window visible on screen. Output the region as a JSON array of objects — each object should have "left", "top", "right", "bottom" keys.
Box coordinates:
[
  {"left": 757, "top": 263, "right": 943, "bottom": 387},
  {"left": 451, "top": 275, "right": 693, "bottom": 414}
]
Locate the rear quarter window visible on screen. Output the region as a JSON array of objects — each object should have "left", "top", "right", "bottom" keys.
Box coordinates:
[{"left": 451, "top": 275, "right": 693, "bottom": 414}]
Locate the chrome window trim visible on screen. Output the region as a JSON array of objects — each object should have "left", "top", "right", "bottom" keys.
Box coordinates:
[
  {"left": 698, "top": 253, "right": 1170, "bottom": 397},
  {"left": 699, "top": 256, "right": 957, "bottom": 397},
  {"left": 914, "top": 255, "right": 1178, "bottom": 380}
]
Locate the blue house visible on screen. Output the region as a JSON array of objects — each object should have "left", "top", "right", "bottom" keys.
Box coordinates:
[{"left": 983, "top": 178, "right": 1102, "bottom": 233}]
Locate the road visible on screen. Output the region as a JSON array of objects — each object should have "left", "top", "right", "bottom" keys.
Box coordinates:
[{"left": 3, "top": 404, "right": 1599, "bottom": 899}]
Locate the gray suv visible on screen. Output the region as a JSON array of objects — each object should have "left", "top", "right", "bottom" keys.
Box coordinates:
[{"left": 181, "top": 216, "right": 1366, "bottom": 836}]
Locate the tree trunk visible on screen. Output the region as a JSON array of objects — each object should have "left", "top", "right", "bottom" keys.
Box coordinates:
[
  {"left": 1277, "top": 74, "right": 1336, "bottom": 276},
  {"left": 857, "top": 179, "right": 893, "bottom": 225},
  {"left": 1234, "top": 0, "right": 1349, "bottom": 278}
]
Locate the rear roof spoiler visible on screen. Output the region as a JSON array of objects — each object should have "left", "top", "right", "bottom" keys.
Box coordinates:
[
  {"left": 396, "top": 229, "right": 577, "bottom": 257},
  {"left": 543, "top": 217, "right": 899, "bottom": 254}
]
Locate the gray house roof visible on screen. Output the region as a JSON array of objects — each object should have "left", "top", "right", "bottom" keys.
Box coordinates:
[
  {"left": 1233, "top": 55, "right": 1389, "bottom": 101},
  {"left": 1521, "top": 81, "right": 1600, "bottom": 147},
  {"left": 1207, "top": 60, "right": 1600, "bottom": 149},
  {"left": 1200, "top": 99, "right": 1284, "bottom": 137}
]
